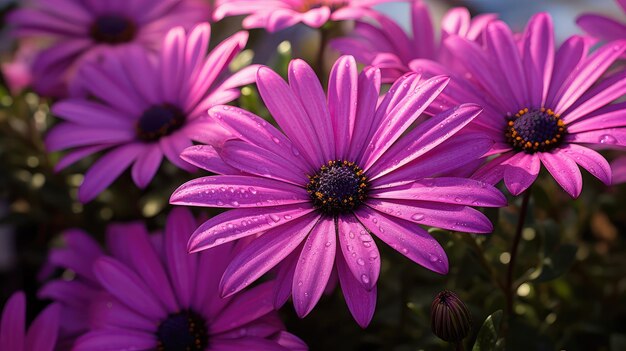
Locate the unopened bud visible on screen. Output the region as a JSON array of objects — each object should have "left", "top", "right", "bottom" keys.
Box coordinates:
[{"left": 431, "top": 290, "right": 472, "bottom": 343}]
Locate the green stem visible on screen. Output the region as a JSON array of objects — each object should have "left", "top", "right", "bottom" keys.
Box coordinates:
[
  {"left": 505, "top": 189, "right": 531, "bottom": 316},
  {"left": 315, "top": 26, "right": 330, "bottom": 77}
]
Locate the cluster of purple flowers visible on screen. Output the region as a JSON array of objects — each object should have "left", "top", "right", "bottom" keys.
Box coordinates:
[{"left": 2, "top": 0, "right": 626, "bottom": 349}]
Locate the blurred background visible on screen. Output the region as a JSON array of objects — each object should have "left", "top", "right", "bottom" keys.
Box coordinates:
[{"left": 1, "top": 1, "right": 625, "bottom": 350}]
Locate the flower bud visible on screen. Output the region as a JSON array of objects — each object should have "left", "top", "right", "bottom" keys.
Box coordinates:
[{"left": 431, "top": 290, "right": 472, "bottom": 343}]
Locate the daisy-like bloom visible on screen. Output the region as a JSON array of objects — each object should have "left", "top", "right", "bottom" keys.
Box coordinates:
[
  {"left": 170, "top": 56, "right": 506, "bottom": 326},
  {"left": 415, "top": 13, "right": 626, "bottom": 198},
  {"left": 39, "top": 208, "right": 307, "bottom": 351},
  {"left": 7, "top": 0, "right": 211, "bottom": 97},
  {"left": 213, "top": 0, "right": 393, "bottom": 32},
  {"left": 0, "top": 291, "right": 61, "bottom": 351},
  {"left": 45, "top": 24, "right": 258, "bottom": 203},
  {"left": 612, "top": 157, "right": 626, "bottom": 184},
  {"left": 577, "top": 0, "right": 626, "bottom": 52},
  {"left": 332, "top": 0, "right": 496, "bottom": 82}
]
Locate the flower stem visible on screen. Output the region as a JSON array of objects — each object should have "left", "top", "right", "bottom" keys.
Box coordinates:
[
  {"left": 316, "top": 26, "right": 330, "bottom": 77},
  {"left": 505, "top": 189, "right": 531, "bottom": 316}
]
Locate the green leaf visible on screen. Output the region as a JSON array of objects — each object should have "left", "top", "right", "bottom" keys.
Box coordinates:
[
  {"left": 472, "top": 310, "right": 503, "bottom": 351},
  {"left": 532, "top": 244, "right": 578, "bottom": 282}
]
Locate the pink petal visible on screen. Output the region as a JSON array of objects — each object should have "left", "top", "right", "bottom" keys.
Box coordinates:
[
  {"left": 93, "top": 257, "right": 167, "bottom": 320},
  {"left": 171, "top": 175, "right": 309, "bottom": 208},
  {"left": 25, "top": 303, "right": 60, "bottom": 351},
  {"left": 355, "top": 207, "right": 449, "bottom": 274},
  {"left": 256, "top": 66, "right": 324, "bottom": 167},
  {"left": 212, "top": 281, "right": 275, "bottom": 334},
  {"left": 371, "top": 177, "right": 506, "bottom": 207},
  {"left": 288, "top": 59, "right": 334, "bottom": 161},
  {"left": 78, "top": 143, "right": 145, "bottom": 203},
  {"left": 165, "top": 208, "right": 198, "bottom": 308},
  {"left": 362, "top": 75, "right": 450, "bottom": 170},
  {"left": 180, "top": 145, "right": 241, "bottom": 175},
  {"left": 292, "top": 217, "right": 336, "bottom": 317},
  {"left": 503, "top": 152, "right": 541, "bottom": 196},
  {"left": 337, "top": 214, "right": 380, "bottom": 291},
  {"left": 210, "top": 106, "right": 312, "bottom": 171},
  {"left": 561, "top": 144, "right": 611, "bottom": 185},
  {"left": 220, "top": 213, "right": 320, "bottom": 297},
  {"left": 328, "top": 55, "right": 359, "bottom": 158},
  {"left": 188, "top": 204, "right": 315, "bottom": 253},
  {"left": 522, "top": 13, "right": 554, "bottom": 107},
  {"left": 336, "top": 251, "right": 377, "bottom": 328},
  {"left": 539, "top": 150, "right": 583, "bottom": 198},
  {"left": 0, "top": 291, "right": 25, "bottom": 351},
  {"left": 72, "top": 330, "right": 156, "bottom": 351},
  {"left": 369, "top": 104, "right": 484, "bottom": 180},
  {"left": 221, "top": 140, "right": 310, "bottom": 185},
  {"left": 131, "top": 144, "right": 162, "bottom": 189},
  {"left": 347, "top": 67, "right": 382, "bottom": 161}
]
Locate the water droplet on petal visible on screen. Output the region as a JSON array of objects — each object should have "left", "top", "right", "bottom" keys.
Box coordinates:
[
  {"left": 357, "top": 258, "right": 365, "bottom": 266},
  {"left": 599, "top": 134, "right": 617, "bottom": 144},
  {"left": 411, "top": 213, "right": 425, "bottom": 221},
  {"left": 269, "top": 214, "right": 281, "bottom": 223},
  {"left": 361, "top": 274, "right": 370, "bottom": 284}
]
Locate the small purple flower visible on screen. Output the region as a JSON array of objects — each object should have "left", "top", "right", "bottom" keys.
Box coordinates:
[
  {"left": 170, "top": 56, "right": 506, "bottom": 326},
  {"left": 213, "top": 0, "right": 393, "bottom": 32},
  {"left": 577, "top": 0, "right": 626, "bottom": 52},
  {"left": 7, "top": 0, "right": 211, "bottom": 97},
  {"left": 40, "top": 208, "right": 306, "bottom": 351},
  {"left": 46, "top": 24, "right": 258, "bottom": 203},
  {"left": 0, "top": 291, "right": 61, "bottom": 351},
  {"left": 612, "top": 157, "right": 626, "bottom": 184},
  {"left": 332, "top": 0, "right": 496, "bottom": 82},
  {"left": 415, "top": 13, "right": 626, "bottom": 198}
]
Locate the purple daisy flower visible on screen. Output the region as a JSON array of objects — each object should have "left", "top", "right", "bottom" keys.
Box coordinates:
[
  {"left": 39, "top": 208, "right": 307, "bottom": 351},
  {"left": 0, "top": 291, "right": 61, "bottom": 351},
  {"left": 213, "top": 0, "right": 394, "bottom": 32},
  {"left": 170, "top": 56, "right": 506, "bottom": 326},
  {"left": 45, "top": 24, "right": 258, "bottom": 203},
  {"left": 331, "top": 0, "right": 496, "bottom": 82},
  {"left": 7, "top": 0, "right": 211, "bottom": 97},
  {"left": 612, "top": 157, "right": 626, "bottom": 184},
  {"left": 414, "top": 13, "right": 626, "bottom": 198},
  {"left": 577, "top": 0, "right": 626, "bottom": 53}
]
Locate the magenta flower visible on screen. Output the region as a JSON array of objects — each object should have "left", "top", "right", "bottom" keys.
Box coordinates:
[
  {"left": 577, "top": 0, "right": 626, "bottom": 51},
  {"left": 170, "top": 56, "right": 506, "bottom": 326},
  {"left": 417, "top": 13, "right": 626, "bottom": 198},
  {"left": 612, "top": 157, "right": 626, "bottom": 184},
  {"left": 0, "top": 291, "right": 61, "bottom": 351},
  {"left": 213, "top": 0, "right": 393, "bottom": 32},
  {"left": 45, "top": 24, "right": 257, "bottom": 203},
  {"left": 332, "top": 0, "right": 496, "bottom": 82},
  {"left": 39, "top": 208, "right": 307, "bottom": 351},
  {"left": 7, "top": 0, "right": 211, "bottom": 97}
]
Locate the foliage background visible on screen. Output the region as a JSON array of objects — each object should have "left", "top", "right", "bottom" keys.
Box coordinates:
[{"left": 1, "top": 0, "right": 625, "bottom": 350}]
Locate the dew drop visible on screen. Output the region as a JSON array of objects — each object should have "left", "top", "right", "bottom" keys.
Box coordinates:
[
  {"left": 349, "top": 231, "right": 355, "bottom": 239},
  {"left": 411, "top": 213, "right": 425, "bottom": 221},
  {"left": 357, "top": 258, "right": 365, "bottom": 266},
  {"left": 271, "top": 137, "right": 280, "bottom": 144},
  {"left": 269, "top": 214, "right": 281, "bottom": 223},
  {"left": 231, "top": 200, "right": 240, "bottom": 207},
  {"left": 360, "top": 274, "right": 370, "bottom": 284},
  {"left": 599, "top": 134, "right": 617, "bottom": 144}
]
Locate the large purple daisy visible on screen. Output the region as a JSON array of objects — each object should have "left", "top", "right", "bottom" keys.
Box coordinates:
[
  {"left": 213, "top": 0, "right": 393, "bottom": 32},
  {"left": 331, "top": 0, "right": 496, "bottom": 82},
  {"left": 0, "top": 291, "right": 60, "bottom": 351},
  {"left": 170, "top": 56, "right": 506, "bottom": 326},
  {"left": 413, "top": 13, "right": 626, "bottom": 198},
  {"left": 39, "top": 208, "right": 306, "bottom": 351},
  {"left": 7, "top": 0, "right": 211, "bottom": 97},
  {"left": 45, "top": 24, "right": 257, "bottom": 203}
]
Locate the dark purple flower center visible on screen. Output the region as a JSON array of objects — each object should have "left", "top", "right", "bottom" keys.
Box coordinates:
[
  {"left": 136, "top": 104, "right": 186, "bottom": 142},
  {"left": 90, "top": 14, "right": 136, "bottom": 44},
  {"left": 306, "top": 160, "right": 368, "bottom": 214},
  {"left": 505, "top": 108, "right": 567, "bottom": 154},
  {"left": 156, "top": 310, "right": 209, "bottom": 351}
]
